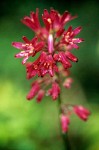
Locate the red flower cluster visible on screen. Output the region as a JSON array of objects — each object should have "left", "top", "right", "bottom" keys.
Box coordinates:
[
  {"left": 12, "top": 8, "right": 91, "bottom": 133},
  {"left": 12, "top": 8, "right": 83, "bottom": 101}
]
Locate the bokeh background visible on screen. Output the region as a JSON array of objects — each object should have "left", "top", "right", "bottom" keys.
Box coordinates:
[{"left": 0, "top": 0, "right": 99, "bottom": 150}]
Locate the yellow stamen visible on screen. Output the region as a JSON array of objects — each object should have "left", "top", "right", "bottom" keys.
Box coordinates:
[{"left": 47, "top": 18, "right": 51, "bottom": 24}]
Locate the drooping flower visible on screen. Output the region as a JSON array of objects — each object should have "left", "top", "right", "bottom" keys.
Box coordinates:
[
  {"left": 65, "top": 51, "right": 78, "bottom": 62},
  {"left": 36, "top": 89, "right": 45, "bottom": 102},
  {"left": 26, "top": 81, "right": 40, "bottom": 100},
  {"left": 73, "top": 105, "right": 90, "bottom": 121},
  {"left": 60, "top": 114, "right": 70, "bottom": 133},
  {"left": 47, "top": 82, "right": 60, "bottom": 100}
]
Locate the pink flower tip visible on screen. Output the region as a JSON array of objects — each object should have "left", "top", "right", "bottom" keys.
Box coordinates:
[
  {"left": 26, "top": 82, "right": 40, "bottom": 100},
  {"left": 63, "top": 77, "right": 73, "bottom": 89},
  {"left": 73, "top": 105, "right": 91, "bottom": 121},
  {"left": 60, "top": 115, "right": 70, "bottom": 133},
  {"left": 49, "top": 82, "right": 60, "bottom": 100},
  {"left": 36, "top": 90, "right": 45, "bottom": 103}
]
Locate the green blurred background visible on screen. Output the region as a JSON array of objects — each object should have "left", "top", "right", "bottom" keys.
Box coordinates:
[{"left": 0, "top": 0, "right": 99, "bottom": 150}]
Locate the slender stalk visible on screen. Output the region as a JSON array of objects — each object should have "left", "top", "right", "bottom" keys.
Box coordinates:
[{"left": 57, "top": 73, "right": 71, "bottom": 150}]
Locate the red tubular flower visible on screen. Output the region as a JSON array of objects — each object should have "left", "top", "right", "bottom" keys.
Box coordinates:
[
  {"left": 42, "top": 9, "right": 57, "bottom": 31},
  {"left": 73, "top": 105, "right": 90, "bottom": 121},
  {"left": 48, "top": 82, "right": 60, "bottom": 100},
  {"left": 36, "top": 90, "right": 45, "bottom": 103},
  {"left": 26, "top": 62, "right": 38, "bottom": 79},
  {"left": 61, "top": 26, "right": 83, "bottom": 49},
  {"left": 60, "top": 11, "right": 77, "bottom": 25},
  {"left": 60, "top": 114, "right": 70, "bottom": 133},
  {"left": 12, "top": 36, "right": 44, "bottom": 64},
  {"left": 65, "top": 51, "right": 78, "bottom": 62},
  {"left": 26, "top": 81, "right": 40, "bottom": 100},
  {"left": 54, "top": 52, "right": 72, "bottom": 69},
  {"left": 21, "top": 8, "right": 41, "bottom": 33},
  {"left": 38, "top": 54, "right": 58, "bottom": 77},
  {"left": 42, "top": 9, "right": 77, "bottom": 32}
]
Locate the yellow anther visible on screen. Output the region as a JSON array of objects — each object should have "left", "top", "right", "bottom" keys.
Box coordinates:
[
  {"left": 22, "top": 43, "right": 30, "bottom": 47},
  {"left": 47, "top": 63, "right": 50, "bottom": 66},
  {"left": 24, "top": 53, "right": 28, "bottom": 56},
  {"left": 65, "top": 38, "right": 69, "bottom": 42},
  {"left": 34, "top": 65, "right": 38, "bottom": 69},
  {"left": 44, "top": 63, "right": 47, "bottom": 66},
  {"left": 47, "top": 18, "right": 52, "bottom": 24},
  {"left": 25, "top": 43, "right": 29, "bottom": 46},
  {"left": 67, "top": 32, "right": 70, "bottom": 35},
  {"left": 49, "top": 65, "right": 52, "bottom": 69},
  {"left": 29, "top": 50, "right": 33, "bottom": 54},
  {"left": 29, "top": 47, "right": 34, "bottom": 53},
  {"left": 21, "top": 50, "right": 25, "bottom": 53}
]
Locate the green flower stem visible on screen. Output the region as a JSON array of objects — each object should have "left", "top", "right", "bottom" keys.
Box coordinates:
[
  {"left": 57, "top": 73, "right": 71, "bottom": 150},
  {"left": 58, "top": 94, "right": 71, "bottom": 150}
]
